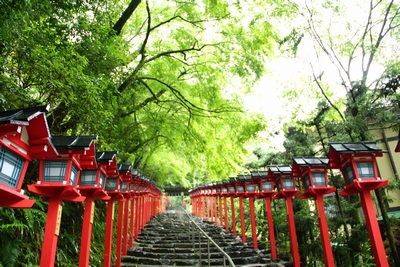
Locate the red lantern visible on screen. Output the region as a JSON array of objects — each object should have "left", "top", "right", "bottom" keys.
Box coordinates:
[
  {"left": 292, "top": 157, "right": 335, "bottom": 267},
  {"left": 268, "top": 165, "right": 300, "bottom": 267},
  {"left": 0, "top": 105, "right": 58, "bottom": 208},
  {"left": 328, "top": 142, "right": 389, "bottom": 267},
  {"left": 250, "top": 170, "right": 277, "bottom": 259}
]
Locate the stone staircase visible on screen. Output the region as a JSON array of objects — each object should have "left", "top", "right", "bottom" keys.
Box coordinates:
[{"left": 121, "top": 207, "right": 285, "bottom": 267}]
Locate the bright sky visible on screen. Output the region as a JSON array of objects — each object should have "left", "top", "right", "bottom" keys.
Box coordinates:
[{"left": 243, "top": 0, "right": 395, "bottom": 151}]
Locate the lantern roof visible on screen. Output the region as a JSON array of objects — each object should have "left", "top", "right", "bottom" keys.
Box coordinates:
[
  {"left": 237, "top": 174, "right": 252, "bottom": 183},
  {"left": 292, "top": 157, "right": 328, "bottom": 178},
  {"left": 0, "top": 105, "right": 48, "bottom": 125},
  {"left": 329, "top": 142, "right": 381, "bottom": 154},
  {"left": 268, "top": 165, "right": 292, "bottom": 174},
  {"left": 328, "top": 142, "right": 383, "bottom": 169},
  {"left": 51, "top": 136, "right": 97, "bottom": 154},
  {"left": 118, "top": 163, "right": 132, "bottom": 181},
  {"left": 96, "top": 151, "right": 118, "bottom": 177},
  {"left": 229, "top": 177, "right": 237, "bottom": 183},
  {"left": 0, "top": 105, "right": 58, "bottom": 158},
  {"left": 250, "top": 170, "right": 269, "bottom": 179},
  {"left": 131, "top": 169, "right": 140, "bottom": 177},
  {"left": 293, "top": 157, "right": 328, "bottom": 166}
]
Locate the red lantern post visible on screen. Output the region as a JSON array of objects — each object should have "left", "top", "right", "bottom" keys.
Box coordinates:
[
  {"left": 251, "top": 171, "right": 277, "bottom": 259},
  {"left": 115, "top": 163, "right": 132, "bottom": 267},
  {"left": 130, "top": 169, "right": 140, "bottom": 247},
  {"left": 228, "top": 178, "right": 237, "bottom": 237},
  {"left": 241, "top": 174, "right": 259, "bottom": 250},
  {"left": 292, "top": 157, "right": 336, "bottom": 267},
  {"left": 235, "top": 176, "right": 247, "bottom": 243},
  {"left": 0, "top": 105, "right": 58, "bottom": 208},
  {"left": 28, "top": 136, "right": 97, "bottom": 267},
  {"left": 328, "top": 142, "right": 389, "bottom": 267},
  {"left": 221, "top": 180, "right": 230, "bottom": 232},
  {"left": 269, "top": 165, "right": 300, "bottom": 267},
  {"left": 189, "top": 188, "right": 197, "bottom": 215},
  {"left": 217, "top": 182, "right": 224, "bottom": 227},
  {"left": 98, "top": 152, "right": 122, "bottom": 267},
  {"left": 211, "top": 183, "right": 218, "bottom": 224},
  {"left": 78, "top": 147, "right": 113, "bottom": 267}
]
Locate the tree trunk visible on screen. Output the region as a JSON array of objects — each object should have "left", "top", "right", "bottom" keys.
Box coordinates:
[{"left": 113, "top": 0, "right": 142, "bottom": 35}]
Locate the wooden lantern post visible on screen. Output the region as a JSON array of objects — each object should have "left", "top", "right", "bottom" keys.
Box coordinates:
[
  {"left": 115, "top": 163, "right": 132, "bottom": 267},
  {"left": 198, "top": 186, "right": 206, "bottom": 218},
  {"left": 0, "top": 105, "right": 58, "bottom": 208},
  {"left": 241, "top": 174, "right": 259, "bottom": 250},
  {"left": 228, "top": 177, "right": 237, "bottom": 237},
  {"left": 204, "top": 184, "right": 212, "bottom": 221},
  {"left": 292, "top": 157, "right": 336, "bottom": 267},
  {"left": 269, "top": 165, "right": 300, "bottom": 267},
  {"left": 216, "top": 182, "right": 224, "bottom": 227},
  {"left": 251, "top": 171, "right": 277, "bottom": 259},
  {"left": 28, "top": 136, "right": 97, "bottom": 267},
  {"left": 221, "top": 180, "right": 230, "bottom": 232},
  {"left": 130, "top": 169, "right": 140, "bottom": 246},
  {"left": 211, "top": 183, "right": 219, "bottom": 224},
  {"left": 102, "top": 153, "right": 123, "bottom": 267},
  {"left": 235, "top": 175, "right": 247, "bottom": 243},
  {"left": 189, "top": 188, "right": 198, "bottom": 216},
  {"left": 328, "top": 142, "right": 389, "bottom": 267},
  {"left": 78, "top": 146, "right": 113, "bottom": 267}
]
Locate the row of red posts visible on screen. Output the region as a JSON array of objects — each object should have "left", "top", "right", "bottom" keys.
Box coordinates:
[
  {"left": 0, "top": 105, "right": 165, "bottom": 267},
  {"left": 189, "top": 142, "right": 390, "bottom": 267}
]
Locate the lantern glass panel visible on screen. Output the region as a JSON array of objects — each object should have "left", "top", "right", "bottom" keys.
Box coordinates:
[
  {"left": 247, "top": 184, "right": 256, "bottom": 192},
  {"left": 99, "top": 172, "right": 105, "bottom": 188},
  {"left": 261, "top": 181, "right": 272, "bottom": 191},
  {"left": 303, "top": 175, "right": 311, "bottom": 190},
  {"left": 222, "top": 188, "right": 228, "bottom": 193},
  {"left": 344, "top": 165, "right": 355, "bottom": 184},
  {"left": 121, "top": 182, "right": 128, "bottom": 192},
  {"left": 0, "top": 148, "right": 24, "bottom": 188},
  {"left": 312, "top": 172, "right": 326, "bottom": 186},
  {"left": 105, "top": 178, "right": 117, "bottom": 191},
  {"left": 282, "top": 178, "right": 294, "bottom": 189},
  {"left": 70, "top": 164, "right": 78, "bottom": 186},
  {"left": 229, "top": 186, "right": 235, "bottom": 193},
  {"left": 237, "top": 185, "right": 245, "bottom": 192},
  {"left": 356, "top": 162, "right": 375, "bottom": 179},
  {"left": 80, "top": 170, "right": 97, "bottom": 186},
  {"left": 43, "top": 160, "right": 68, "bottom": 182}
]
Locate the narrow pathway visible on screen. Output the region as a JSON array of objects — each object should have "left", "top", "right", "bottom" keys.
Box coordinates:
[{"left": 121, "top": 207, "right": 289, "bottom": 267}]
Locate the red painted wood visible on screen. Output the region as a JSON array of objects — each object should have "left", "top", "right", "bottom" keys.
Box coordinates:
[
  {"left": 360, "top": 190, "right": 389, "bottom": 267},
  {"left": 40, "top": 197, "right": 63, "bottom": 267},
  {"left": 249, "top": 197, "right": 258, "bottom": 250},
  {"left": 230, "top": 197, "right": 237, "bottom": 237},
  {"left": 265, "top": 197, "right": 277, "bottom": 260},
  {"left": 123, "top": 197, "right": 130, "bottom": 255},
  {"left": 239, "top": 196, "right": 246, "bottom": 243},
  {"left": 224, "top": 197, "right": 229, "bottom": 232},
  {"left": 315, "top": 195, "right": 335, "bottom": 267},
  {"left": 115, "top": 201, "right": 125, "bottom": 267},
  {"left": 103, "top": 201, "right": 115, "bottom": 267},
  {"left": 79, "top": 196, "right": 95, "bottom": 267},
  {"left": 286, "top": 197, "right": 300, "bottom": 267}
]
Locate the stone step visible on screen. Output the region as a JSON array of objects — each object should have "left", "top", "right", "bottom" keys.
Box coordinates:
[
  {"left": 121, "top": 208, "right": 276, "bottom": 267},
  {"left": 122, "top": 254, "right": 268, "bottom": 266}
]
